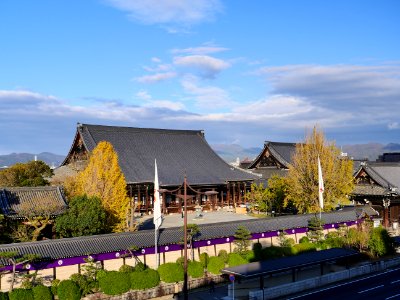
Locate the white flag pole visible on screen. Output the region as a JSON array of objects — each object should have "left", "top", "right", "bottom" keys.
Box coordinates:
[
  {"left": 318, "top": 156, "right": 324, "bottom": 220},
  {"left": 154, "top": 159, "right": 162, "bottom": 267}
]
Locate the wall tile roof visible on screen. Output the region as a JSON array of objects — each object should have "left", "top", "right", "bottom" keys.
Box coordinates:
[{"left": 0, "top": 207, "right": 375, "bottom": 265}]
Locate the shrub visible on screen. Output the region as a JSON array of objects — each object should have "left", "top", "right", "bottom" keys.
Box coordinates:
[
  {"left": 199, "top": 253, "right": 209, "bottom": 268},
  {"left": 130, "top": 268, "right": 160, "bottom": 290},
  {"left": 9, "top": 288, "right": 34, "bottom": 300},
  {"left": 50, "top": 279, "right": 60, "bottom": 296},
  {"left": 69, "top": 273, "right": 92, "bottom": 296},
  {"left": 368, "top": 227, "right": 395, "bottom": 257},
  {"left": 324, "top": 232, "right": 345, "bottom": 248},
  {"left": 119, "top": 264, "right": 135, "bottom": 273},
  {"left": 281, "top": 246, "right": 296, "bottom": 256},
  {"left": 32, "top": 285, "right": 52, "bottom": 300},
  {"left": 188, "top": 261, "right": 204, "bottom": 278},
  {"left": 57, "top": 280, "right": 81, "bottom": 300},
  {"left": 96, "top": 269, "right": 107, "bottom": 280},
  {"left": 252, "top": 243, "right": 263, "bottom": 261},
  {"left": 98, "top": 271, "right": 130, "bottom": 295},
  {"left": 299, "top": 236, "right": 310, "bottom": 244},
  {"left": 261, "top": 246, "right": 285, "bottom": 260},
  {"left": 228, "top": 252, "right": 247, "bottom": 267},
  {"left": 0, "top": 292, "right": 8, "bottom": 300},
  {"left": 217, "top": 250, "right": 228, "bottom": 263},
  {"left": 243, "top": 250, "right": 255, "bottom": 262},
  {"left": 176, "top": 256, "right": 190, "bottom": 266},
  {"left": 207, "top": 256, "right": 225, "bottom": 275},
  {"left": 292, "top": 243, "right": 317, "bottom": 254},
  {"left": 134, "top": 262, "right": 147, "bottom": 272},
  {"left": 157, "top": 263, "right": 184, "bottom": 283}
]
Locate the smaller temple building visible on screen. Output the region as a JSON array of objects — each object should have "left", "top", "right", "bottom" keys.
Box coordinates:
[{"left": 352, "top": 162, "right": 400, "bottom": 227}]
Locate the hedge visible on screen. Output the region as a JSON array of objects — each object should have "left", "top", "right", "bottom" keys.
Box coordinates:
[
  {"left": 51, "top": 279, "right": 60, "bottom": 296},
  {"left": 0, "top": 292, "right": 8, "bottom": 300},
  {"left": 119, "top": 264, "right": 135, "bottom": 273},
  {"left": 217, "top": 250, "right": 228, "bottom": 263},
  {"left": 199, "top": 253, "right": 209, "bottom": 268},
  {"left": 58, "top": 280, "right": 81, "bottom": 300},
  {"left": 292, "top": 242, "right": 317, "bottom": 254},
  {"left": 207, "top": 256, "right": 225, "bottom": 274},
  {"left": 32, "top": 285, "right": 52, "bottom": 300},
  {"left": 228, "top": 252, "right": 247, "bottom": 267},
  {"left": 158, "top": 263, "right": 184, "bottom": 283},
  {"left": 188, "top": 261, "right": 204, "bottom": 278},
  {"left": 99, "top": 271, "right": 131, "bottom": 295},
  {"left": 130, "top": 269, "right": 160, "bottom": 290},
  {"left": 9, "top": 288, "right": 34, "bottom": 300}
]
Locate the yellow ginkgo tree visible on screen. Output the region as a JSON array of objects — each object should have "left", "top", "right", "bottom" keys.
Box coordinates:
[
  {"left": 285, "top": 126, "right": 354, "bottom": 213},
  {"left": 72, "top": 141, "right": 130, "bottom": 232}
]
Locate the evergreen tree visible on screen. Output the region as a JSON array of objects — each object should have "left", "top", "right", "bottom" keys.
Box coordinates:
[
  {"left": 0, "top": 160, "right": 53, "bottom": 187},
  {"left": 233, "top": 225, "right": 252, "bottom": 254}
]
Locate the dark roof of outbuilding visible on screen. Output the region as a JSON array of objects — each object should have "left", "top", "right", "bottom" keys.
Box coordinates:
[
  {"left": 249, "top": 141, "right": 297, "bottom": 169},
  {"left": 64, "top": 123, "right": 257, "bottom": 186},
  {"left": 0, "top": 207, "right": 375, "bottom": 264},
  {"left": 0, "top": 186, "right": 67, "bottom": 219}
]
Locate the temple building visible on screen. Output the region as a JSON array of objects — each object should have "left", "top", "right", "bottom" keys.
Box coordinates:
[
  {"left": 352, "top": 162, "right": 400, "bottom": 227},
  {"left": 247, "top": 141, "right": 297, "bottom": 180},
  {"left": 61, "top": 123, "right": 258, "bottom": 214}
]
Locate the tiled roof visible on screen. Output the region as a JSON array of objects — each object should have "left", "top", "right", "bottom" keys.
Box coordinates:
[
  {"left": 0, "top": 186, "right": 67, "bottom": 219},
  {"left": 249, "top": 141, "right": 297, "bottom": 169},
  {"left": 0, "top": 207, "right": 374, "bottom": 264},
  {"left": 64, "top": 124, "right": 258, "bottom": 186},
  {"left": 354, "top": 162, "right": 400, "bottom": 196}
]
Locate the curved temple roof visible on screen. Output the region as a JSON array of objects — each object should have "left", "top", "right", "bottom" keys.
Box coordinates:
[{"left": 63, "top": 123, "right": 258, "bottom": 186}]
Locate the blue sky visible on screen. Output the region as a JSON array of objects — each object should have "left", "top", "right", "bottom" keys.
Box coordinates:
[{"left": 0, "top": 0, "right": 399, "bottom": 155}]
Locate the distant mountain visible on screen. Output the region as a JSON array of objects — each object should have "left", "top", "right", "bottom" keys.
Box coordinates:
[
  {"left": 211, "top": 144, "right": 262, "bottom": 163},
  {"left": 341, "top": 143, "right": 400, "bottom": 161},
  {"left": 0, "top": 152, "right": 65, "bottom": 168}
]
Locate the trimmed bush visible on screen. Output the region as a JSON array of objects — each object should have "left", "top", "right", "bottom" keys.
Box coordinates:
[
  {"left": 368, "top": 227, "right": 395, "bottom": 257},
  {"left": 57, "top": 280, "right": 81, "bottom": 300},
  {"left": 134, "top": 262, "right": 147, "bottom": 272},
  {"left": 130, "top": 268, "right": 160, "bottom": 290},
  {"left": 96, "top": 269, "right": 107, "bottom": 280},
  {"left": 252, "top": 243, "right": 263, "bottom": 261},
  {"left": 228, "top": 252, "right": 247, "bottom": 267},
  {"left": 217, "top": 250, "right": 228, "bottom": 263},
  {"left": 188, "top": 261, "right": 204, "bottom": 278},
  {"left": 50, "top": 279, "right": 60, "bottom": 296},
  {"left": 176, "top": 256, "right": 190, "bottom": 266},
  {"left": 299, "top": 236, "right": 310, "bottom": 244},
  {"left": 32, "top": 285, "right": 52, "bottom": 300},
  {"left": 292, "top": 242, "right": 317, "bottom": 254},
  {"left": 9, "top": 288, "right": 34, "bottom": 300},
  {"left": 199, "top": 253, "right": 209, "bottom": 268},
  {"left": 0, "top": 292, "right": 8, "bottom": 300},
  {"left": 69, "top": 273, "right": 93, "bottom": 296},
  {"left": 261, "top": 246, "right": 285, "bottom": 260},
  {"left": 98, "top": 271, "right": 130, "bottom": 295},
  {"left": 158, "top": 263, "right": 184, "bottom": 283},
  {"left": 207, "top": 256, "right": 225, "bottom": 275},
  {"left": 119, "top": 264, "right": 135, "bottom": 273}
]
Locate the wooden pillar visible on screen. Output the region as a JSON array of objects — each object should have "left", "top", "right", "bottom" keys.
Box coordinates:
[
  {"left": 137, "top": 184, "right": 141, "bottom": 212},
  {"left": 145, "top": 185, "right": 149, "bottom": 212},
  {"left": 162, "top": 192, "right": 166, "bottom": 214},
  {"left": 227, "top": 183, "right": 230, "bottom": 207},
  {"left": 238, "top": 183, "right": 242, "bottom": 205},
  {"left": 178, "top": 190, "right": 182, "bottom": 213},
  {"left": 232, "top": 183, "right": 236, "bottom": 208}
]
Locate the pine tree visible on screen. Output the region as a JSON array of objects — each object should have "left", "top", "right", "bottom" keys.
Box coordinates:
[
  {"left": 72, "top": 141, "right": 130, "bottom": 232},
  {"left": 233, "top": 225, "right": 252, "bottom": 254},
  {"left": 285, "top": 126, "right": 354, "bottom": 213}
]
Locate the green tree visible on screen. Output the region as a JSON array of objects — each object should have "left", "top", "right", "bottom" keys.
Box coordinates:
[
  {"left": 0, "top": 161, "right": 53, "bottom": 187},
  {"left": 55, "top": 195, "right": 108, "bottom": 237},
  {"left": 268, "top": 175, "right": 289, "bottom": 214},
  {"left": 233, "top": 225, "right": 252, "bottom": 254},
  {"left": 286, "top": 126, "right": 354, "bottom": 213},
  {"left": 307, "top": 216, "right": 325, "bottom": 244},
  {"left": 69, "top": 141, "right": 130, "bottom": 232},
  {"left": 244, "top": 183, "right": 270, "bottom": 213}
]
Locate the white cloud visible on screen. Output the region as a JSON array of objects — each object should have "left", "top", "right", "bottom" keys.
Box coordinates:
[
  {"left": 171, "top": 45, "right": 228, "bottom": 55},
  {"left": 135, "top": 72, "right": 177, "bottom": 83},
  {"left": 174, "top": 55, "right": 230, "bottom": 78},
  {"left": 180, "top": 76, "right": 232, "bottom": 109},
  {"left": 104, "top": 0, "right": 222, "bottom": 28},
  {"left": 388, "top": 122, "right": 399, "bottom": 130}
]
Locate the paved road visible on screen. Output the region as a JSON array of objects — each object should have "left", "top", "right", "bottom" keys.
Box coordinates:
[{"left": 287, "top": 267, "right": 400, "bottom": 300}]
